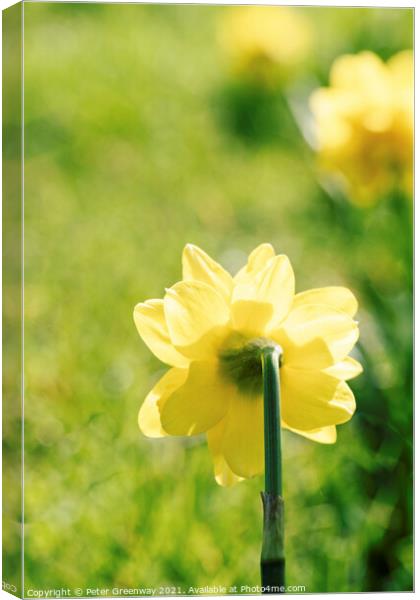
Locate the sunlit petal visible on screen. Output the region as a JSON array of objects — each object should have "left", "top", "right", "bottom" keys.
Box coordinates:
[
  {"left": 164, "top": 281, "right": 230, "bottom": 360},
  {"left": 182, "top": 244, "right": 233, "bottom": 302},
  {"left": 233, "top": 254, "right": 295, "bottom": 330},
  {"left": 207, "top": 420, "right": 244, "bottom": 486},
  {"left": 221, "top": 392, "right": 264, "bottom": 478},
  {"left": 133, "top": 300, "right": 190, "bottom": 368},
  {"left": 159, "top": 361, "right": 231, "bottom": 435},
  {"left": 292, "top": 286, "right": 358, "bottom": 317},
  {"left": 284, "top": 424, "right": 337, "bottom": 444},
  {"left": 282, "top": 367, "right": 356, "bottom": 431},
  {"left": 231, "top": 299, "right": 273, "bottom": 335},
  {"left": 234, "top": 243, "right": 275, "bottom": 283},
  {"left": 325, "top": 356, "right": 363, "bottom": 380},
  {"left": 272, "top": 304, "right": 358, "bottom": 369},
  {"left": 138, "top": 368, "right": 188, "bottom": 437}
]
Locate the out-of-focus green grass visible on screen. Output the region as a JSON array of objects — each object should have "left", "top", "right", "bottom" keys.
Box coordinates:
[{"left": 10, "top": 3, "right": 413, "bottom": 593}]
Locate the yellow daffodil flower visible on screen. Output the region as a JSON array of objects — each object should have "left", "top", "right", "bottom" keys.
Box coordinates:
[
  {"left": 310, "top": 50, "right": 413, "bottom": 206},
  {"left": 134, "top": 244, "right": 362, "bottom": 486},
  {"left": 219, "top": 6, "right": 312, "bottom": 84}
]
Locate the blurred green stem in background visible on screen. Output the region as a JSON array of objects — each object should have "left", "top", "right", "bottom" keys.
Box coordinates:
[{"left": 261, "top": 345, "right": 285, "bottom": 593}]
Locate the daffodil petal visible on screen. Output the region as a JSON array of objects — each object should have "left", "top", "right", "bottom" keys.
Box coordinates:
[
  {"left": 292, "top": 286, "right": 358, "bottom": 317},
  {"left": 164, "top": 281, "right": 230, "bottom": 360},
  {"left": 285, "top": 424, "right": 337, "bottom": 444},
  {"left": 231, "top": 300, "right": 273, "bottom": 335},
  {"left": 182, "top": 244, "right": 233, "bottom": 302},
  {"left": 281, "top": 367, "right": 356, "bottom": 431},
  {"left": 325, "top": 357, "right": 363, "bottom": 380},
  {"left": 159, "top": 361, "right": 230, "bottom": 436},
  {"left": 207, "top": 420, "right": 243, "bottom": 486},
  {"left": 234, "top": 243, "right": 275, "bottom": 283},
  {"left": 221, "top": 392, "right": 264, "bottom": 478},
  {"left": 273, "top": 304, "right": 359, "bottom": 369},
  {"left": 138, "top": 368, "right": 188, "bottom": 437},
  {"left": 233, "top": 254, "right": 295, "bottom": 329},
  {"left": 133, "top": 300, "right": 189, "bottom": 368}
]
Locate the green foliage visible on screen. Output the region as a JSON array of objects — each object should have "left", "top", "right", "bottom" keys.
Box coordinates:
[{"left": 11, "top": 3, "right": 413, "bottom": 593}]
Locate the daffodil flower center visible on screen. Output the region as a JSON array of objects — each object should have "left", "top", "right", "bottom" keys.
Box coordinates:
[{"left": 219, "top": 335, "right": 283, "bottom": 397}]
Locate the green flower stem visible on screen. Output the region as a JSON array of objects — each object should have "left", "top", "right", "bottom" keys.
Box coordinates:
[
  {"left": 260, "top": 345, "right": 285, "bottom": 594},
  {"left": 262, "top": 346, "right": 282, "bottom": 495}
]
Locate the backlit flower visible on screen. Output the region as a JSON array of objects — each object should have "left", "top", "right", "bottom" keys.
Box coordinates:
[
  {"left": 310, "top": 50, "right": 413, "bottom": 206},
  {"left": 134, "top": 244, "right": 361, "bottom": 486},
  {"left": 220, "top": 6, "right": 312, "bottom": 84}
]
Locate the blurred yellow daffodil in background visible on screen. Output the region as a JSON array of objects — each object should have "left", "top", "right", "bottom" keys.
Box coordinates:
[
  {"left": 134, "top": 244, "right": 362, "bottom": 486},
  {"left": 310, "top": 50, "right": 413, "bottom": 206},
  {"left": 219, "top": 6, "right": 312, "bottom": 85}
]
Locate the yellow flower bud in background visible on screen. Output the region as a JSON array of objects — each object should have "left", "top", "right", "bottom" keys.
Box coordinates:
[
  {"left": 219, "top": 6, "right": 313, "bottom": 85},
  {"left": 310, "top": 50, "right": 413, "bottom": 206}
]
